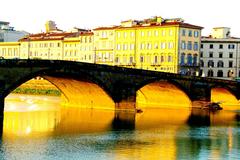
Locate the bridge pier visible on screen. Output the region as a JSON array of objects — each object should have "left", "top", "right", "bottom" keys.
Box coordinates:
[
  {"left": 115, "top": 96, "right": 136, "bottom": 110},
  {"left": 112, "top": 82, "right": 137, "bottom": 111}
]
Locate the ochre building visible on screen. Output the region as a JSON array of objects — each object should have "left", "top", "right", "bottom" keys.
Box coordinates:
[{"left": 0, "top": 16, "right": 203, "bottom": 75}]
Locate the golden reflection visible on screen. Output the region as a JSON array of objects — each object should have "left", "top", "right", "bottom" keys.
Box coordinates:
[
  {"left": 3, "top": 94, "right": 116, "bottom": 137},
  {"left": 44, "top": 76, "right": 115, "bottom": 110},
  {"left": 137, "top": 81, "right": 191, "bottom": 109},
  {"left": 135, "top": 108, "right": 191, "bottom": 129},
  {"left": 55, "top": 107, "right": 115, "bottom": 135},
  {"left": 3, "top": 111, "right": 60, "bottom": 138}
]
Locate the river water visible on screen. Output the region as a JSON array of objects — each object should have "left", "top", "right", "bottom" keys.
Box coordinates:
[{"left": 1, "top": 94, "right": 240, "bottom": 160}]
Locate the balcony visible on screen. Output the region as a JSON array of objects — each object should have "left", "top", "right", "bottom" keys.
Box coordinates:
[{"left": 151, "top": 62, "right": 161, "bottom": 66}]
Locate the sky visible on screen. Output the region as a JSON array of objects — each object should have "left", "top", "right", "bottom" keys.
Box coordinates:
[{"left": 1, "top": 0, "right": 240, "bottom": 36}]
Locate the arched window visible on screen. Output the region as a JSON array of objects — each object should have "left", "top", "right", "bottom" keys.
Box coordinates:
[
  {"left": 193, "top": 54, "right": 198, "bottom": 66},
  {"left": 200, "top": 60, "right": 204, "bottom": 67},
  {"left": 217, "top": 70, "right": 223, "bottom": 77},
  {"left": 180, "top": 53, "right": 185, "bottom": 65},
  {"left": 208, "top": 70, "right": 214, "bottom": 77},
  {"left": 208, "top": 60, "right": 214, "bottom": 67},
  {"left": 187, "top": 54, "right": 192, "bottom": 65},
  {"left": 217, "top": 61, "right": 224, "bottom": 67}
]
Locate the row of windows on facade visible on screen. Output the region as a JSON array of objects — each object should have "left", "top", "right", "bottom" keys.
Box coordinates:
[
  {"left": 201, "top": 44, "right": 236, "bottom": 49},
  {"left": 0, "top": 48, "right": 18, "bottom": 55},
  {"left": 181, "top": 41, "right": 199, "bottom": 51},
  {"left": 24, "top": 39, "right": 92, "bottom": 48},
  {"left": 115, "top": 55, "right": 173, "bottom": 64},
  {"left": 98, "top": 29, "right": 199, "bottom": 38},
  {"left": 180, "top": 53, "right": 198, "bottom": 66},
  {"left": 200, "top": 52, "right": 234, "bottom": 58},
  {"left": 116, "top": 42, "right": 175, "bottom": 50},
  {"left": 202, "top": 70, "right": 235, "bottom": 78},
  {"left": 200, "top": 60, "right": 234, "bottom": 68}
]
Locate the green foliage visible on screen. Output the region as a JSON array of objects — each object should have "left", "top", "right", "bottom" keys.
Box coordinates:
[{"left": 12, "top": 88, "right": 61, "bottom": 96}]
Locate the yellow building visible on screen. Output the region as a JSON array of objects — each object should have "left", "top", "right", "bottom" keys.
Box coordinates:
[
  {"left": 0, "top": 42, "right": 20, "bottom": 59},
  {"left": 96, "top": 17, "right": 203, "bottom": 74},
  {"left": 93, "top": 27, "right": 115, "bottom": 65},
  {"left": 0, "top": 16, "right": 202, "bottom": 75}
]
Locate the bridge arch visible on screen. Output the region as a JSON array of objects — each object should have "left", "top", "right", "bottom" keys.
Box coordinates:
[
  {"left": 210, "top": 85, "right": 239, "bottom": 107},
  {"left": 3, "top": 68, "right": 115, "bottom": 110},
  {"left": 136, "top": 78, "right": 192, "bottom": 109}
]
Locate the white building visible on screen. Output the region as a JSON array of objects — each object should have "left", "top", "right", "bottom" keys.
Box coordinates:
[
  {"left": 200, "top": 27, "right": 240, "bottom": 80},
  {"left": 0, "top": 21, "right": 28, "bottom": 42}
]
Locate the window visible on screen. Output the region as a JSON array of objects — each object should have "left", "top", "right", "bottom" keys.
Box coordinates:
[
  {"left": 219, "top": 52, "right": 223, "bottom": 58},
  {"left": 124, "top": 32, "right": 127, "bottom": 38},
  {"left": 141, "top": 31, "right": 145, "bottom": 37},
  {"left": 154, "top": 30, "right": 158, "bottom": 36},
  {"left": 201, "top": 44, "right": 203, "bottom": 49},
  {"left": 169, "top": 42, "right": 174, "bottom": 49},
  {"left": 194, "top": 31, "right": 199, "bottom": 37},
  {"left": 229, "top": 52, "right": 233, "bottom": 58},
  {"left": 208, "top": 70, "right": 214, "bottom": 77},
  {"left": 187, "top": 41, "right": 192, "bottom": 50},
  {"left": 168, "top": 55, "right": 172, "bottom": 62},
  {"left": 140, "top": 56, "right": 144, "bottom": 62},
  {"left": 117, "top": 44, "right": 121, "bottom": 50},
  {"left": 130, "top": 44, "right": 134, "bottom": 50},
  {"left": 217, "top": 70, "right": 223, "bottom": 77},
  {"left": 200, "top": 52, "right": 203, "bottom": 57},
  {"left": 194, "top": 42, "right": 198, "bottom": 51},
  {"left": 169, "top": 29, "right": 173, "bottom": 36},
  {"left": 188, "top": 30, "right": 192, "bottom": 37},
  {"left": 117, "top": 32, "right": 121, "bottom": 38},
  {"left": 229, "top": 61, "right": 233, "bottom": 68},
  {"left": 161, "top": 42, "right": 166, "bottom": 49},
  {"left": 161, "top": 55, "right": 164, "bottom": 62},
  {"left": 208, "top": 60, "right": 214, "bottom": 67},
  {"left": 209, "top": 52, "right": 213, "bottom": 58},
  {"left": 187, "top": 54, "right": 193, "bottom": 65},
  {"left": 130, "top": 32, "right": 134, "bottom": 37},
  {"left": 130, "top": 57, "right": 133, "bottom": 63},
  {"left": 209, "top": 44, "right": 213, "bottom": 49},
  {"left": 181, "top": 41, "right": 186, "bottom": 50},
  {"left": 154, "top": 56, "right": 158, "bottom": 63},
  {"left": 219, "top": 44, "right": 223, "bottom": 49},
  {"left": 180, "top": 53, "right": 185, "bottom": 65},
  {"left": 162, "top": 30, "right": 166, "bottom": 36},
  {"left": 154, "top": 43, "right": 158, "bottom": 49},
  {"left": 147, "top": 31, "right": 151, "bottom": 37},
  {"left": 228, "top": 44, "right": 235, "bottom": 49},
  {"left": 193, "top": 54, "right": 198, "bottom": 66},
  {"left": 115, "top": 57, "right": 119, "bottom": 63},
  {"left": 182, "top": 29, "right": 186, "bottom": 36},
  {"left": 140, "top": 43, "right": 145, "bottom": 50},
  {"left": 217, "top": 61, "right": 224, "bottom": 67},
  {"left": 147, "top": 43, "right": 151, "bottom": 50}
]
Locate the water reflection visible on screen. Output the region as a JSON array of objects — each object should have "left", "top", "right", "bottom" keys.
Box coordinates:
[{"left": 1, "top": 94, "right": 240, "bottom": 159}]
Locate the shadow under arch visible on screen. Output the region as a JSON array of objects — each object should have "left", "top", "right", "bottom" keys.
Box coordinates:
[
  {"left": 136, "top": 78, "right": 192, "bottom": 109},
  {"left": 3, "top": 68, "right": 115, "bottom": 110}
]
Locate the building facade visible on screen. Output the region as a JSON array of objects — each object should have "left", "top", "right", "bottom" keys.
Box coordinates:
[
  {"left": 200, "top": 27, "right": 240, "bottom": 80},
  {"left": 0, "top": 17, "right": 203, "bottom": 75},
  {"left": 0, "top": 21, "right": 28, "bottom": 42}
]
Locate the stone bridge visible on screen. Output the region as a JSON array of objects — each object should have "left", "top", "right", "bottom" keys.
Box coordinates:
[{"left": 0, "top": 59, "right": 240, "bottom": 117}]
